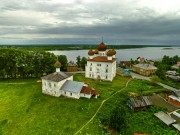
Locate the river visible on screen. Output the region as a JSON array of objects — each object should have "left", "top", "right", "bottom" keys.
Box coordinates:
[{"left": 49, "top": 47, "right": 180, "bottom": 62}]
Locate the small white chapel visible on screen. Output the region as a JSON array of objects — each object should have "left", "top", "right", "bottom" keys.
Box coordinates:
[{"left": 41, "top": 61, "right": 99, "bottom": 99}]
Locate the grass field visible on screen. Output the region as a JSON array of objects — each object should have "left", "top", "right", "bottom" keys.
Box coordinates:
[{"left": 0, "top": 74, "right": 178, "bottom": 135}]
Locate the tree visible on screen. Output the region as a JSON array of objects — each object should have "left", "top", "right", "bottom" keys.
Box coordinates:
[
  {"left": 76, "top": 56, "right": 81, "bottom": 68},
  {"left": 150, "top": 75, "right": 161, "bottom": 85},
  {"left": 109, "top": 105, "right": 127, "bottom": 133},
  {"left": 80, "top": 57, "right": 87, "bottom": 70},
  {"left": 58, "top": 55, "right": 67, "bottom": 71}
]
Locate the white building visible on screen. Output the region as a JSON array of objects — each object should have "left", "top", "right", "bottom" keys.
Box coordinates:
[
  {"left": 85, "top": 42, "right": 116, "bottom": 81},
  {"left": 41, "top": 61, "right": 99, "bottom": 99}
]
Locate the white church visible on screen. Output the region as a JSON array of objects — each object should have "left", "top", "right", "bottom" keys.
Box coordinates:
[
  {"left": 85, "top": 42, "right": 116, "bottom": 81},
  {"left": 41, "top": 61, "right": 99, "bottom": 99}
]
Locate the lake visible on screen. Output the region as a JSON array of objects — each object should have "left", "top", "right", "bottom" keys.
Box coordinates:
[{"left": 49, "top": 47, "right": 180, "bottom": 62}]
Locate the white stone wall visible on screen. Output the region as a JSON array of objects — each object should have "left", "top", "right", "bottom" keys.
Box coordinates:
[
  {"left": 61, "top": 91, "right": 80, "bottom": 99},
  {"left": 85, "top": 61, "right": 116, "bottom": 81},
  {"left": 42, "top": 75, "right": 73, "bottom": 97},
  {"left": 80, "top": 93, "right": 92, "bottom": 99}
]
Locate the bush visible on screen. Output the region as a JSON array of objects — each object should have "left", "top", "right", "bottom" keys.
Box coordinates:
[
  {"left": 150, "top": 75, "right": 161, "bottom": 85},
  {"left": 109, "top": 105, "right": 127, "bottom": 133}
]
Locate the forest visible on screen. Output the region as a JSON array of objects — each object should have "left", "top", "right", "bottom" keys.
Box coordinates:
[{"left": 0, "top": 48, "right": 56, "bottom": 79}]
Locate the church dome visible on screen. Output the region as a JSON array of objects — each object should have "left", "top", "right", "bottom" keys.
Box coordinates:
[
  {"left": 88, "top": 50, "right": 94, "bottom": 56},
  {"left": 97, "top": 42, "right": 107, "bottom": 51},
  {"left": 54, "top": 60, "right": 61, "bottom": 68},
  {"left": 106, "top": 50, "right": 114, "bottom": 56},
  {"left": 112, "top": 49, "right": 116, "bottom": 55},
  {"left": 94, "top": 49, "right": 99, "bottom": 54}
]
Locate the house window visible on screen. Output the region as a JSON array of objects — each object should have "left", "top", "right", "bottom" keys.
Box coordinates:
[
  {"left": 48, "top": 82, "right": 51, "bottom": 88},
  {"left": 54, "top": 84, "right": 56, "bottom": 87},
  {"left": 90, "top": 67, "right": 92, "bottom": 71},
  {"left": 106, "top": 76, "right": 108, "bottom": 79},
  {"left": 97, "top": 69, "right": 99, "bottom": 73},
  {"left": 70, "top": 93, "right": 72, "bottom": 96},
  {"left": 64, "top": 91, "right": 66, "bottom": 94},
  {"left": 107, "top": 64, "right": 108, "bottom": 67},
  {"left": 91, "top": 63, "right": 92, "bottom": 66},
  {"left": 106, "top": 69, "right": 108, "bottom": 73}
]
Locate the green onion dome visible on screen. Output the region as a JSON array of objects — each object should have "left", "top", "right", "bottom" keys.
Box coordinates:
[{"left": 54, "top": 60, "right": 61, "bottom": 68}]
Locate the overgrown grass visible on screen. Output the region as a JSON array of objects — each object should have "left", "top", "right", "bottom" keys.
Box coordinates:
[
  {"left": 0, "top": 74, "right": 129, "bottom": 135},
  {"left": 0, "top": 74, "right": 177, "bottom": 135}
]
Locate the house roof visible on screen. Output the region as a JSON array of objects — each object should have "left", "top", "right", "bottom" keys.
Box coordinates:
[
  {"left": 133, "top": 63, "right": 157, "bottom": 70},
  {"left": 67, "top": 61, "right": 77, "bottom": 66},
  {"left": 80, "top": 86, "right": 99, "bottom": 95},
  {"left": 61, "top": 80, "right": 84, "bottom": 93},
  {"left": 41, "top": 72, "right": 73, "bottom": 82},
  {"left": 172, "top": 90, "right": 180, "bottom": 98},
  {"left": 87, "top": 56, "right": 116, "bottom": 63},
  {"left": 129, "top": 96, "right": 153, "bottom": 108},
  {"left": 154, "top": 111, "right": 176, "bottom": 126},
  {"left": 172, "top": 123, "right": 180, "bottom": 131}
]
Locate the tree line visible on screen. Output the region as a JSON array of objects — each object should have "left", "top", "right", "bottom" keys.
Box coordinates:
[{"left": 0, "top": 48, "right": 56, "bottom": 79}]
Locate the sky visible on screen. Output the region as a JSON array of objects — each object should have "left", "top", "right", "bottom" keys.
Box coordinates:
[{"left": 1, "top": 0, "right": 180, "bottom": 45}]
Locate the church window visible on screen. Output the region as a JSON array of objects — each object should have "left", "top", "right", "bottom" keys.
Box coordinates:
[
  {"left": 106, "top": 69, "right": 108, "bottom": 73},
  {"left": 49, "top": 82, "right": 51, "bottom": 88}
]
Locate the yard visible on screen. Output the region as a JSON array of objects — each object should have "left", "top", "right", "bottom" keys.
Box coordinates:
[{"left": 0, "top": 74, "right": 178, "bottom": 135}]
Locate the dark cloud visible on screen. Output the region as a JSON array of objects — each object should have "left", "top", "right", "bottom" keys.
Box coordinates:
[{"left": 0, "top": 0, "right": 180, "bottom": 45}]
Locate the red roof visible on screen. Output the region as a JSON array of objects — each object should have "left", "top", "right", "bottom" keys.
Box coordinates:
[
  {"left": 97, "top": 42, "right": 107, "bottom": 51},
  {"left": 88, "top": 50, "right": 94, "bottom": 56},
  {"left": 80, "top": 86, "right": 99, "bottom": 95},
  {"left": 87, "top": 56, "right": 116, "bottom": 63}
]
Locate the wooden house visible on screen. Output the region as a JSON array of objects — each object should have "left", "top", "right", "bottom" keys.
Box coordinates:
[{"left": 127, "top": 96, "right": 153, "bottom": 112}]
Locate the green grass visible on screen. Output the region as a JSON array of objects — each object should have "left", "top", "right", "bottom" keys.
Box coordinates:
[
  {"left": 0, "top": 74, "right": 129, "bottom": 135},
  {"left": 0, "top": 74, "right": 177, "bottom": 135}
]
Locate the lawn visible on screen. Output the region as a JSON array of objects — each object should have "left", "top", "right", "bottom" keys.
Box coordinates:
[
  {"left": 0, "top": 74, "right": 178, "bottom": 135},
  {"left": 0, "top": 74, "right": 129, "bottom": 135}
]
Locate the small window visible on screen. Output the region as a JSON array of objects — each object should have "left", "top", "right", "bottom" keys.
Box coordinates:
[
  {"left": 90, "top": 67, "right": 92, "bottom": 71},
  {"left": 91, "top": 63, "right": 92, "bottom": 66},
  {"left": 107, "top": 64, "right": 108, "bottom": 67},
  {"left": 54, "top": 84, "right": 56, "bottom": 87},
  {"left": 106, "top": 76, "right": 108, "bottom": 79},
  {"left": 70, "top": 93, "right": 72, "bottom": 96},
  {"left": 49, "top": 83, "right": 51, "bottom": 88},
  {"left": 106, "top": 69, "right": 108, "bottom": 73},
  {"left": 64, "top": 91, "right": 66, "bottom": 94}
]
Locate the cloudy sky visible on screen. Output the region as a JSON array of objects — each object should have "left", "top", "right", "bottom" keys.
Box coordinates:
[{"left": 0, "top": 0, "right": 180, "bottom": 45}]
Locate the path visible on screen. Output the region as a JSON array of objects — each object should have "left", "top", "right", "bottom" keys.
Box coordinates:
[
  {"left": 74, "top": 78, "right": 132, "bottom": 135},
  {"left": 130, "top": 72, "right": 179, "bottom": 91}
]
